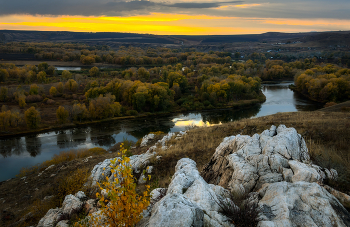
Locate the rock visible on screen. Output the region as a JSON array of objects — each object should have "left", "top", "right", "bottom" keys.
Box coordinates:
[
  {"left": 258, "top": 181, "right": 350, "bottom": 227},
  {"left": 140, "top": 133, "right": 155, "bottom": 147},
  {"left": 289, "top": 160, "right": 321, "bottom": 183},
  {"left": 56, "top": 220, "right": 69, "bottom": 227},
  {"left": 61, "top": 194, "right": 83, "bottom": 216},
  {"left": 84, "top": 199, "right": 98, "bottom": 214},
  {"left": 202, "top": 125, "right": 329, "bottom": 194},
  {"left": 45, "top": 164, "right": 55, "bottom": 171},
  {"left": 148, "top": 193, "right": 204, "bottom": 227},
  {"left": 138, "top": 173, "right": 147, "bottom": 184},
  {"left": 324, "top": 185, "right": 350, "bottom": 209},
  {"left": 74, "top": 191, "right": 87, "bottom": 201},
  {"left": 37, "top": 208, "right": 63, "bottom": 227},
  {"left": 143, "top": 158, "right": 234, "bottom": 227},
  {"left": 90, "top": 158, "right": 118, "bottom": 185},
  {"left": 129, "top": 152, "right": 155, "bottom": 173},
  {"left": 146, "top": 166, "right": 153, "bottom": 173}
]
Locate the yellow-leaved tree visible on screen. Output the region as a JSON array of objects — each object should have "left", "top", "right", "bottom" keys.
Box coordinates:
[{"left": 76, "top": 143, "right": 151, "bottom": 227}]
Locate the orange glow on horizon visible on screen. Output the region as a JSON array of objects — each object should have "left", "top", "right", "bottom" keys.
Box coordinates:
[{"left": 1, "top": 13, "right": 350, "bottom": 35}]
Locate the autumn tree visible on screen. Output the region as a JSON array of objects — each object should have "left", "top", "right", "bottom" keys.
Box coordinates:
[
  {"left": 89, "top": 66, "right": 99, "bottom": 77},
  {"left": 65, "top": 79, "right": 78, "bottom": 92},
  {"left": 0, "top": 69, "right": 9, "bottom": 82},
  {"left": 57, "top": 82, "right": 64, "bottom": 93},
  {"left": 0, "top": 87, "right": 8, "bottom": 101},
  {"left": 18, "top": 95, "right": 26, "bottom": 108},
  {"left": 62, "top": 70, "right": 72, "bottom": 81},
  {"left": 56, "top": 106, "right": 69, "bottom": 124},
  {"left": 24, "top": 106, "right": 41, "bottom": 129},
  {"left": 37, "top": 71, "right": 46, "bottom": 83},
  {"left": 50, "top": 86, "right": 58, "bottom": 96},
  {"left": 72, "top": 103, "right": 89, "bottom": 122}
]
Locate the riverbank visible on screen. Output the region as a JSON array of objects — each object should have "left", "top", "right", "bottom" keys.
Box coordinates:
[
  {"left": 289, "top": 84, "right": 326, "bottom": 104},
  {"left": 1, "top": 109, "right": 349, "bottom": 226},
  {"left": 0, "top": 93, "right": 265, "bottom": 138}
]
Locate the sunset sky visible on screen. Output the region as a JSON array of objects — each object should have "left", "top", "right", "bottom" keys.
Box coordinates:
[{"left": 0, "top": 0, "right": 349, "bottom": 35}]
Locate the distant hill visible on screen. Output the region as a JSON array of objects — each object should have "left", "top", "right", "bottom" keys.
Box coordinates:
[{"left": 1, "top": 30, "right": 350, "bottom": 46}]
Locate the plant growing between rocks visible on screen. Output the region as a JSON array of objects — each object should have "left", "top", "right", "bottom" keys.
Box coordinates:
[{"left": 75, "top": 143, "right": 151, "bottom": 227}]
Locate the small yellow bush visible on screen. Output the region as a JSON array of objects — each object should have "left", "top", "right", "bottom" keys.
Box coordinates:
[{"left": 76, "top": 143, "right": 151, "bottom": 227}]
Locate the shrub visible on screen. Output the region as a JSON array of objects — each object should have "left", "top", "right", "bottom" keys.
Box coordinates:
[
  {"left": 324, "top": 102, "right": 337, "bottom": 108},
  {"left": 24, "top": 106, "right": 41, "bottom": 129},
  {"left": 211, "top": 191, "right": 261, "bottom": 227},
  {"left": 125, "top": 110, "right": 138, "bottom": 116},
  {"left": 55, "top": 168, "right": 90, "bottom": 206},
  {"left": 62, "top": 70, "right": 72, "bottom": 80},
  {"left": 47, "top": 99, "right": 55, "bottom": 105},
  {"left": 29, "top": 84, "right": 39, "bottom": 95},
  {"left": 26, "top": 95, "right": 43, "bottom": 103},
  {"left": 77, "top": 143, "right": 151, "bottom": 226}
]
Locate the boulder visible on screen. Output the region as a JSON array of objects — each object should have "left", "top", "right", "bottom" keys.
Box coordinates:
[
  {"left": 37, "top": 208, "right": 64, "bottom": 227},
  {"left": 143, "top": 158, "right": 235, "bottom": 227},
  {"left": 258, "top": 181, "right": 350, "bottom": 227},
  {"left": 61, "top": 194, "right": 83, "bottom": 216},
  {"left": 148, "top": 193, "right": 204, "bottom": 227}
]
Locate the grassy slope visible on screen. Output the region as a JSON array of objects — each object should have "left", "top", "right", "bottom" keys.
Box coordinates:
[{"left": 1, "top": 110, "right": 350, "bottom": 226}]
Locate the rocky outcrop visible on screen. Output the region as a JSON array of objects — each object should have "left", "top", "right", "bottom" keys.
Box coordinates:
[
  {"left": 37, "top": 191, "right": 93, "bottom": 227},
  {"left": 202, "top": 125, "right": 337, "bottom": 195}
]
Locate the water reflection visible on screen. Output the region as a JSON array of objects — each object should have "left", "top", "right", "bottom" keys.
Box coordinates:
[
  {"left": 25, "top": 136, "right": 42, "bottom": 157},
  {"left": 0, "top": 82, "right": 323, "bottom": 181}
]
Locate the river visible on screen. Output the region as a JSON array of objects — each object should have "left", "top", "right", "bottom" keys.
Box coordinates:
[{"left": 0, "top": 82, "right": 323, "bottom": 182}]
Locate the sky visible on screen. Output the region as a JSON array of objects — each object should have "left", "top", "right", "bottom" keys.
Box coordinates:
[{"left": 0, "top": 0, "right": 349, "bottom": 35}]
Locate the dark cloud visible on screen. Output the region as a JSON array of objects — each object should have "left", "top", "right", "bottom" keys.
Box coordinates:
[
  {"left": 0, "top": 0, "right": 350, "bottom": 20},
  {"left": 164, "top": 1, "right": 243, "bottom": 9}
]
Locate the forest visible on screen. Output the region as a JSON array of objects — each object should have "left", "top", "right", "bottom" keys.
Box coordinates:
[{"left": 0, "top": 42, "right": 350, "bottom": 135}]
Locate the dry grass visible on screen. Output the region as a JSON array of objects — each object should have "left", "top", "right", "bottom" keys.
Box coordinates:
[
  {"left": 17, "top": 147, "right": 107, "bottom": 178},
  {"left": 149, "top": 111, "right": 350, "bottom": 193}
]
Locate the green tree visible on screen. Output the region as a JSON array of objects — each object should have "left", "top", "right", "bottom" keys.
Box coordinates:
[{"left": 24, "top": 106, "right": 41, "bottom": 129}]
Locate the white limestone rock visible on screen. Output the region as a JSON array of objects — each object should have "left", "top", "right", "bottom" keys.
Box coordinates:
[
  {"left": 37, "top": 208, "right": 63, "bottom": 227},
  {"left": 74, "top": 191, "right": 86, "bottom": 201},
  {"left": 148, "top": 193, "right": 204, "bottom": 227},
  {"left": 56, "top": 220, "right": 69, "bottom": 227},
  {"left": 140, "top": 133, "right": 155, "bottom": 147},
  {"left": 90, "top": 158, "right": 119, "bottom": 185},
  {"left": 62, "top": 194, "right": 83, "bottom": 216},
  {"left": 289, "top": 160, "right": 321, "bottom": 183},
  {"left": 258, "top": 181, "right": 350, "bottom": 227}
]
